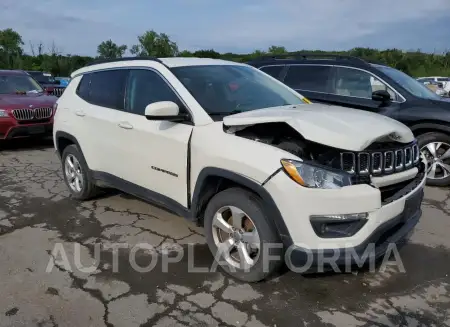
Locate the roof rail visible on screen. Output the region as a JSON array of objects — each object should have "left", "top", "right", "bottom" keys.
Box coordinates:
[
  {"left": 85, "top": 56, "right": 164, "bottom": 67},
  {"left": 251, "top": 53, "right": 369, "bottom": 65}
]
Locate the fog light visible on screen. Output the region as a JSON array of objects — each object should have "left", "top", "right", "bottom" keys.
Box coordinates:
[
  {"left": 310, "top": 213, "right": 368, "bottom": 238},
  {"left": 311, "top": 213, "right": 368, "bottom": 221}
]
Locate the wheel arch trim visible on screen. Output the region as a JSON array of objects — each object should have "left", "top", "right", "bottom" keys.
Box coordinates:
[
  {"left": 191, "top": 167, "right": 292, "bottom": 246},
  {"left": 410, "top": 122, "right": 450, "bottom": 135},
  {"left": 55, "top": 131, "right": 83, "bottom": 157}
]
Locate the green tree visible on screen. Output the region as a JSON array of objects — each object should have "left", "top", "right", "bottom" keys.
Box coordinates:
[
  {"left": 178, "top": 50, "right": 193, "bottom": 57},
  {"left": 0, "top": 28, "right": 24, "bottom": 56},
  {"left": 130, "top": 30, "right": 178, "bottom": 57},
  {"left": 268, "top": 45, "right": 287, "bottom": 55},
  {"left": 97, "top": 39, "right": 127, "bottom": 59},
  {"left": 0, "top": 28, "right": 24, "bottom": 68},
  {"left": 192, "top": 49, "right": 221, "bottom": 58}
]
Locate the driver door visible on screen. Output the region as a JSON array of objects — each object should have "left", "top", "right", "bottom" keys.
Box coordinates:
[{"left": 114, "top": 69, "right": 193, "bottom": 207}]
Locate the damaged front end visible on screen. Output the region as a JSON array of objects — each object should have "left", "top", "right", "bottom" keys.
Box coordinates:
[{"left": 225, "top": 121, "right": 425, "bottom": 202}]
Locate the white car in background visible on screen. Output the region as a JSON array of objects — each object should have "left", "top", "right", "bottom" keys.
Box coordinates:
[{"left": 417, "top": 77, "right": 450, "bottom": 96}]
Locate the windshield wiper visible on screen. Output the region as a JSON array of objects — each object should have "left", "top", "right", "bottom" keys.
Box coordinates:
[{"left": 208, "top": 110, "right": 243, "bottom": 116}]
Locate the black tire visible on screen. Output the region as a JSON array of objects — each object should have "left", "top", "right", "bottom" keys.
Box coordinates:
[
  {"left": 61, "top": 144, "right": 99, "bottom": 200},
  {"left": 204, "top": 187, "right": 283, "bottom": 282},
  {"left": 417, "top": 132, "right": 450, "bottom": 187}
]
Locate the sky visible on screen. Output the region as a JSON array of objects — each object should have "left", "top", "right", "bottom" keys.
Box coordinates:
[{"left": 1, "top": 0, "right": 449, "bottom": 56}]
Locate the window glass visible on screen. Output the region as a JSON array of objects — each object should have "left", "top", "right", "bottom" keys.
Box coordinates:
[
  {"left": 172, "top": 65, "right": 304, "bottom": 116},
  {"left": 283, "top": 65, "right": 331, "bottom": 92},
  {"left": 260, "top": 66, "right": 283, "bottom": 79},
  {"left": 88, "top": 70, "right": 128, "bottom": 110},
  {"left": 332, "top": 67, "right": 398, "bottom": 101},
  {"left": 374, "top": 65, "right": 441, "bottom": 100},
  {"left": 125, "top": 69, "right": 182, "bottom": 115},
  {"left": 76, "top": 75, "right": 90, "bottom": 100}
]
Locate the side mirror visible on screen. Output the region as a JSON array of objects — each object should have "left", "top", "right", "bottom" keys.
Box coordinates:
[
  {"left": 372, "top": 90, "right": 391, "bottom": 103},
  {"left": 144, "top": 101, "right": 188, "bottom": 122}
]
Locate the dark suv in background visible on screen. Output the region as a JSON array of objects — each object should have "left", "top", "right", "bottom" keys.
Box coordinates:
[
  {"left": 26, "top": 71, "right": 66, "bottom": 97},
  {"left": 248, "top": 54, "right": 450, "bottom": 187}
]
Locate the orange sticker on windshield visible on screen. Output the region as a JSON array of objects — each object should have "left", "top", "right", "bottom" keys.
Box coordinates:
[{"left": 302, "top": 97, "right": 312, "bottom": 104}]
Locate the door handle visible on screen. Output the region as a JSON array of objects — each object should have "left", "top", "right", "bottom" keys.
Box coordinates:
[
  {"left": 75, "top": 110, "right": 85, "bottom": 117},
  {"left": 118, "top": 122, "right": 133, "bottom": 129}
]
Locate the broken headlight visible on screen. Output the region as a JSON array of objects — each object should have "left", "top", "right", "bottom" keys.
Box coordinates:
[{"left": 281, "top": 159, "right": 352, "bottom": 189}]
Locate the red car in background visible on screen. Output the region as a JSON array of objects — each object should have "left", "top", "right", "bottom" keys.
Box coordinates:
[{"left": 0, "top": 70, "right": 57, "bottom": 140}]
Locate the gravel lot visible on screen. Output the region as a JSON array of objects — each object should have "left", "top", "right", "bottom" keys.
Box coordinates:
[{"left": 1, "top": 139, "right": 450, "bottom": 327}]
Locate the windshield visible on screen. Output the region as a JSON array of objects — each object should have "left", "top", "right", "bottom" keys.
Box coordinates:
[
  {"left": 28, "top": 72, "right": 55, "bottom": 84},
  {"left": 375, "top": 65, "right": 441, "bottom": 100},
  {"left": 0, "top": 75, "right": 44, "bottom": 94},
  {"left": 171, "top": 65, "right": 305, "bottom": 116}
]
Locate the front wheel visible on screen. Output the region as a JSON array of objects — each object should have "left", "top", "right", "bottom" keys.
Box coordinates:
[
  {"left": 417, "top": 132, "right": 450, "bottom": 187},
  {"left": 204, "top": 188, "right": 283, "bottom": 282}
]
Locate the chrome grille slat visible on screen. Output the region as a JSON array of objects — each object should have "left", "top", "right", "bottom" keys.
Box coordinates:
[
  {"left": 340, "top": 152, "right": 355, "bottom": 174},
  {"left": 340, "top": 143, "right": 418, "bottom": 176},
  {"left": 384, "top": 151, "right": 394, "bottom": 173},
  {"left": 51, "top": 87, "right": 64, "bottom": 97},
  {"left": 358, "top": 153, "right": 370, "bottom": 174},
  {"left": 404, "top": 148, "right": 412, "bottom": 167},
  {"left": 395, "top": 149, "right": 404, "bottom": 170},
  {"left": 372, "top": 152, "right": 383, "bottom": 174},
  {"left": 12, "top": 107, "right": 52, "bottom": 121}
]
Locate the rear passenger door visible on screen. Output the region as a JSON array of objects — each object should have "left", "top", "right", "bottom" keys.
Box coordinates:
[
  {"left": 259, "top": 65, "right": 286, "bottom": 80},
  {"left": 74, "top": 69, "right": 128, "bottom": 175},
  {"left": 282, "top": 65, "right": 334, "bottom": 103}
]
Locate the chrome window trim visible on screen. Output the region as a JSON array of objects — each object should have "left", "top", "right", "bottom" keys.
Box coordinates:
[
  {"left": 258, "top": 63, "right": 406, "bottom": 103},
  {"left": 73, "top": 66, "right": 193, "bottom": 119}
]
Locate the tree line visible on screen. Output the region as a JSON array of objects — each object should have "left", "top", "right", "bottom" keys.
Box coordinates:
[{"left": 1, "top": 28, "right": 449, "bottom": 78}]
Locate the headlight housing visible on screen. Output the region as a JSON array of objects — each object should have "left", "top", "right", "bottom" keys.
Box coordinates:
[
  {"left": 281, "top": 159, "right": 352, "bottom": 189},
  {"left": 0, "top": 109, "right": 9, "bottom": 118}
]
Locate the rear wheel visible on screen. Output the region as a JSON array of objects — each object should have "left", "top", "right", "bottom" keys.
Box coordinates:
[
  {"left": 204, "top": 188, "right": 283, "bottom": 282},
  {"left": 417, "top": 132, "right": 450, "bottom": 187},
  {"left": 62, "top": 144, "right": 100, "bottom": 200}
]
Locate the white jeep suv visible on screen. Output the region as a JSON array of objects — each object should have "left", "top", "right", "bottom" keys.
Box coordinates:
[{"left": 53, "top": 57, "right": 426, "bottom": 282}]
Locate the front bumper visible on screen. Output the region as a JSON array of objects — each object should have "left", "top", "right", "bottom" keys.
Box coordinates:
[
  {"left": 0, "top": 119, "right": 53, "bottom": 139},
  {"left": 287, "top": 188, "right": 422, "bottom": 270},
  {"left": 264, "top": 164, "right": 426, "bottom": 251}
]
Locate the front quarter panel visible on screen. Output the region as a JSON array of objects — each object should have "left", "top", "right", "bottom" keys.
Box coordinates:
[
  {"left": 190, "top": 122, "right": 300, "bottom": 193},
  {"left": 396, "top": 101, "right": 450, "bottom": 127}
]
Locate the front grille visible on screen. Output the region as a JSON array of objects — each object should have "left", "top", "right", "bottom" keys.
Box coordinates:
[
  {"left": 50, "top": 87, "right": 65, "bottom": 97},
  {"left": 12, "top": 107, "right": 52, "bottom": 121},
  {"left": 340, "top": 142, "right": 420, "bottom": 177}
]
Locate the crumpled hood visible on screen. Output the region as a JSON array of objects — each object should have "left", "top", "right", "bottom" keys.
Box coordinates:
[
  {"left": 223, "top": 104, "right": 415, "bottom": 151},
  {"left": 0, "top": 93, "right": 57, "bottom": 109}
]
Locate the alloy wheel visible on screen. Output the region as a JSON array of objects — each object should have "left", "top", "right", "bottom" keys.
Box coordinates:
[
  {"left": 421, "top": 142, "right": 450, "bottom": 180},
  {"left": 64, "top": 154, "right": 84, "bottom": 192},
  {"left": 211, "top": 205, "right": 261, "bottom": 270}
]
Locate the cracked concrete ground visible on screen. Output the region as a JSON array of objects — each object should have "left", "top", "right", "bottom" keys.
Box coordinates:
[{"left": 1, "top": 139, "right": 450, "bottom": 327}]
